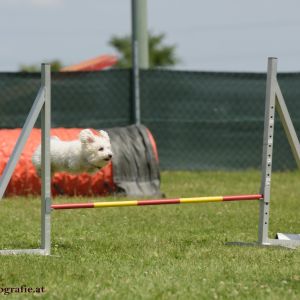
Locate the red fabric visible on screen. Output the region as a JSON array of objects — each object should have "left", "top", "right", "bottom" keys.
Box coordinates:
[
  {"left": 61, "top": 55, "right": 117, "bottom": 72},
  {"left": 0, "top": 128, "right": 115, "bottom": 197}
]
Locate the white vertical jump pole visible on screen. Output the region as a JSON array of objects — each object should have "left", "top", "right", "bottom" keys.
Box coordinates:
[
  {"left": 0, "top": 64, "right": 51, "bottom": 255},
  {"left": 41, "top": 64, "right": 51, "bottom": 255},
  {"left": 258, "top": 57, "right": 276, "bottom": 245}
]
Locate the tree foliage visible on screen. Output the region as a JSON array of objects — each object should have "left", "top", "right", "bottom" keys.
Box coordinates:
[{"left": 109, "top": 32, "right": 179, "bottom": 68}]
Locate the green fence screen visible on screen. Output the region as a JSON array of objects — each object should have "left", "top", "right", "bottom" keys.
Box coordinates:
[{"left": 1, "top": 69, "right": 300, "bottom": 170}]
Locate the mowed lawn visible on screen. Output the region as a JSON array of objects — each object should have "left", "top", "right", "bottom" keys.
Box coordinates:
[{"left": 0, "top": 171, "right": 299, "bottom": 299}]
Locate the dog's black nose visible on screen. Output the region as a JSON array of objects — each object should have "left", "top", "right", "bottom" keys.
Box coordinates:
[{"left": 108, "top": 154, "right": 112, "bottom": 159}]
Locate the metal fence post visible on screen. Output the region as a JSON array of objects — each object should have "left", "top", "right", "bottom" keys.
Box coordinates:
[{"left": 131, "top": 0, "right": 141, "bottom": 125}]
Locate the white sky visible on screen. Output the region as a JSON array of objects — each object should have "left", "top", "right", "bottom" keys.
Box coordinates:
[{"left": 1, "top": 0, "right": 300, "bottom": 72}]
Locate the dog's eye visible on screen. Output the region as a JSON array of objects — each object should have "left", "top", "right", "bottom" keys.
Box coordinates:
[{"left": 98, "top": 147, "right": 104, "bottom": 151}]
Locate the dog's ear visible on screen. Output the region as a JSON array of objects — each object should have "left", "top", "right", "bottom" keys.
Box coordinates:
[
  {"left": 99, "top": 130, "right": 110, "bottom": 141},
  {"left": 80, "top": 129, "right": 95, "bottom": 144}
]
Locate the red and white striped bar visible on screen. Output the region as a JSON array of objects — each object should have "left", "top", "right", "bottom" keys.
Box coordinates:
[{"left": 51, "top": 194, "right": 263, "bottom": 210}]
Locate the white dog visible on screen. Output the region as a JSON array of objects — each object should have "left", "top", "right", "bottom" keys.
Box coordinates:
[{"left": 32, "top": 129, "right": 113, "bottom": 176}]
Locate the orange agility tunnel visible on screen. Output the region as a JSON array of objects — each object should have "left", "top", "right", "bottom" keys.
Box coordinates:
[
  {"left": 0, "top": 128, "right": 114, "bottom": 197},
  {"left": 0, "top": 125, "right": 159, "bottom": 197},
  {"left": 51, "top": 194, "right": 263, "bottom": 210}
]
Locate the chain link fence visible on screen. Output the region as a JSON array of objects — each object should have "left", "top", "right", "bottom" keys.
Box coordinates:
[{"left": 1, "top": 69, "right": 300, "bottom": 170}]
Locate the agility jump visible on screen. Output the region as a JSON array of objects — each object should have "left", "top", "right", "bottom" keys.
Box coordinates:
[
  {"left": 51, "top": 194, "right": 263, "bottom": 210},
  {"left": 0, "top": 58, "right": 299, "bottom": 255}
]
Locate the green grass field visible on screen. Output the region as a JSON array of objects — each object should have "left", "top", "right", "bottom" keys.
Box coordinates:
[{"left": 0, "top": 171, "right": 299, "bottom": 299}]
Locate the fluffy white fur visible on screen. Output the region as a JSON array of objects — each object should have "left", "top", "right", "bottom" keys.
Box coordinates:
[{"left": 32, "top": 129, "right": 113, "bottom": 176}]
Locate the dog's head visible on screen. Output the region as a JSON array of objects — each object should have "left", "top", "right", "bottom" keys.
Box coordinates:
[{"left": 79, "top": 129, "right": 113, "bottom": 170}]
